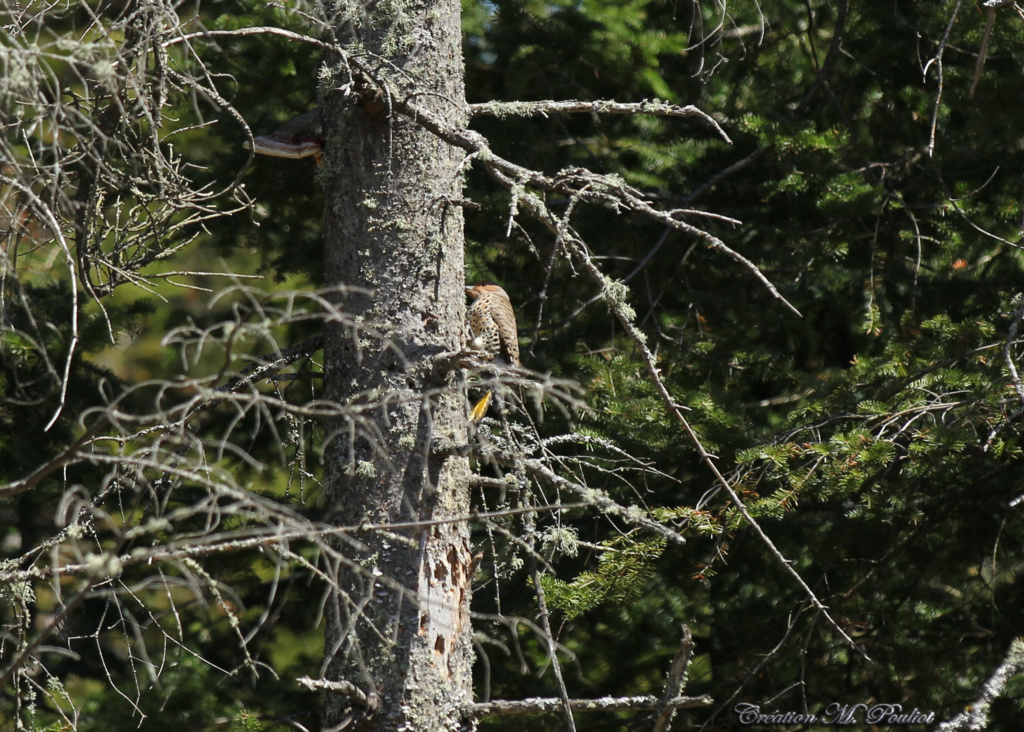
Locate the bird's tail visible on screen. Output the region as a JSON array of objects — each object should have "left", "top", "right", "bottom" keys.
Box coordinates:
[{"left": 469, "top": 389, "right": 493, "bottom": 423}]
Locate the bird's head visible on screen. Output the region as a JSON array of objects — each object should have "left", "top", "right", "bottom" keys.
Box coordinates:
[{"left": 465, "top": 281, "right": 510, "bottom": 300}]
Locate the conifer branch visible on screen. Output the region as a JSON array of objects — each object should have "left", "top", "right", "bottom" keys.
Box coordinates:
[{"left": 476, "top": 160, "right": 867, "bottom": 662}]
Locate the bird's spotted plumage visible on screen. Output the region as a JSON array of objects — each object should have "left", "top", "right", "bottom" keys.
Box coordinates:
[{"left": 466, "top": 282, "right": 520, "bottom": 366}]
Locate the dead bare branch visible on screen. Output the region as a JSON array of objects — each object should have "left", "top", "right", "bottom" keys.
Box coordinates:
[
  {"left": 465, "top": 693, "right": 712, "bottom": 719},
  {"left": 468, "top": 99, "right": 732, "bottom": 144}
]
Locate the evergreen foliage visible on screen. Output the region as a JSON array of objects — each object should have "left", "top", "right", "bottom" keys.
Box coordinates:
[{"left": 465, "top": 0, "right": 1024, "bottom": 727}]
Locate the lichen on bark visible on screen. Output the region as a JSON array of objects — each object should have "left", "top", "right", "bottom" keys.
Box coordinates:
[{"left": 318, "top": 1, "right": 474, "bottom": 730}]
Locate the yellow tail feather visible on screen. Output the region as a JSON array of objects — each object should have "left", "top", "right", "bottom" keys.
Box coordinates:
[{"left": 470, "top": 390, "right": 493, "bottom": 423}]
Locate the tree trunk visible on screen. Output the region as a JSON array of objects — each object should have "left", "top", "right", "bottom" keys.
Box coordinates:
[{"left": 319, "top": 1, "right": 473, "bottom": 731}]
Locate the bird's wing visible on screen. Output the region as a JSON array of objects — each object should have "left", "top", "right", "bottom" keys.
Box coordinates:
[{"left": 491, "top": 300, "right": 520, "bottom": 365}]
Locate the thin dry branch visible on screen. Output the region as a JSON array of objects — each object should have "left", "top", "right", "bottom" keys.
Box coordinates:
[
  {"left": 0, "top": 575, "right": 103, "bottom": 691},
  {"left": 521, "top": 459, "right": 687, "bottom": 546},
  {"left": 375, "top": 87, "right": 800, "bottom": 317},
  {"left": 970, "top": 0, "right": 1018, "bottom": 97},
  {"left": 468, "top": 99, "right": 732, "bottom": 143},
  {"left": 986, "top": 295, "right": 1024, "bottom": 451},
  {"left": 465, "top": 693, "right": 712, "bottom": 719},
  {"left": 653, "top": 626, "right": 697, "bottom": 732},
  {"left": 297, "top": 676, "right": 377, "bottom": 710},
  {"left": 0, "top": 177, "right": 81, "bottom": 431},
  {"left": 530, "top": 559, "right": 577, "bottom": 732},
  {"left": 924, "top": 0, "right": 968, "bottom": 156}
]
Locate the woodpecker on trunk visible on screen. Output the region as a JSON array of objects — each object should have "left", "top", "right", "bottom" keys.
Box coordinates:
[
  {"left": 465, "top": 282, "right": 520, "bottom": 422},
  {"left": 465, "top": 282, "right": 519, "bottom": 366}
]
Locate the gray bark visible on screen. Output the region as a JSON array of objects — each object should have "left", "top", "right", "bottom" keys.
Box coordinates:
[{"left": 319, "top": 1, "right": 473, "bottom": 730}]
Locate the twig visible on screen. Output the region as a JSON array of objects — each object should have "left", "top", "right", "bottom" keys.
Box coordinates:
[
  {"left": 161, "top": 25, "right": 343, "bottom": 55},
  {"left": 297, "top": 676, "right": 377, "bottom": 710},
  {"left": 0, "top": 415, "right": 110, "bottom": 499},
  {"left": 969, "top": 4, "right": 997, "bottom": 97},
  {"left": 530, "top": 559, "right": 577, "bottom": 732},
  {"left": 653, "top": 626, "right": 696, "bottom": 732},
  {"left": 972, "top": 0, "right": 1019, "bottom": 97},
  {"left": 521, "top": 188, "right": 866, "bottom": 663},
  {"left": 522, "top": 459, "right": 687, "bottom": 546},
  {"left": 699, "top": 611, "right": 803, "bottom": 729},
  {"left": 1, "top": 178, "right": 80, "bottom": 432},
  {"left": 469, "top": 475, "right": 513, "bottom": 490},
  {"left": 0, "top": 574, "right": 103, "bottom": 691},
  {"left": 985, "top": 295, "right": 1024, "bottom": 451},
  {"left": 924, "top": 0, "right": 967, "bottom": 157},
  {"left": 682, "top": 148, "right": 765, "bottom": 203}
]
